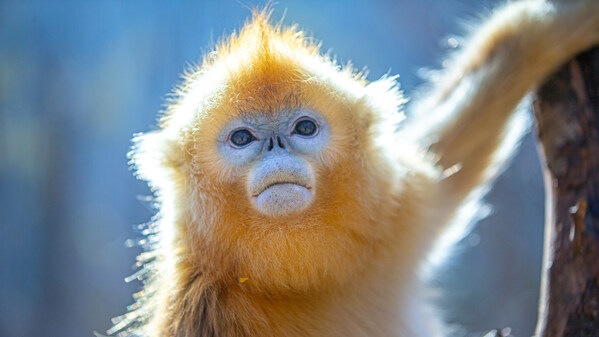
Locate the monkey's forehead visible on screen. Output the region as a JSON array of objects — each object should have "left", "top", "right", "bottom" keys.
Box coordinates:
[{"left": 162, "top": 52, "right": 367, "bottom": 134}]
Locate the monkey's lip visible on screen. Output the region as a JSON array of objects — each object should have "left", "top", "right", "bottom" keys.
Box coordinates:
[
  {"left": 252, "top": 182, "right": 313, "bottom": 216},
  {"left": 252, "top": 182, "right": 311, "bottom": 197}
]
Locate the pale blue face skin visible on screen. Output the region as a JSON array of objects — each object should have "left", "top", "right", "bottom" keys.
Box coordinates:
[{"left": 217, "top": 108, "right": 330, "bottom": 216}]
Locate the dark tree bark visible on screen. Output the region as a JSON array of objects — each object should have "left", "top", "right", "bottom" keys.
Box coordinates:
[{"left": 533, "top": 47, "right": 599, "bottom": 337}]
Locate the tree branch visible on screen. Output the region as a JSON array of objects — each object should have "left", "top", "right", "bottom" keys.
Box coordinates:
[{"left": 533, "top": 47, "right": 599, "bottom": 337}]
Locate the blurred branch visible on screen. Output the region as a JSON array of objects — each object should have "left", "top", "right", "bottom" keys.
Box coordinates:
[{"left": 533, "top": 47, "right": 599, "bottom": 337}]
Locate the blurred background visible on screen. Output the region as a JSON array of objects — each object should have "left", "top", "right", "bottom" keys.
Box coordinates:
[{"left": 0, "top": 1, "right": 545, "bottom": 337}]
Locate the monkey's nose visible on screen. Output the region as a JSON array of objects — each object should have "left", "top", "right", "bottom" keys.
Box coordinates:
[{"left": 266, "top": 136, "right": 287, "bottom": 152}]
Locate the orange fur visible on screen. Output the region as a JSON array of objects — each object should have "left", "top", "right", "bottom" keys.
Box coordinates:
[
  {"left": 110, "top": 2, "right": 599, "bottom": 337},
  {"left": 120, "top": 9, "right": 438, "bottom": 337}
]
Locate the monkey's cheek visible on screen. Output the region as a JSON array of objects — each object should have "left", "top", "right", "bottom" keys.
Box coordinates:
[{"left": 253, "top": 184, "right": 313, "bottom": 216}]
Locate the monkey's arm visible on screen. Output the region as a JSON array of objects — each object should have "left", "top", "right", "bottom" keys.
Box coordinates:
[{"left": 415, "top": 0, "right": 599, "bottom": 204}]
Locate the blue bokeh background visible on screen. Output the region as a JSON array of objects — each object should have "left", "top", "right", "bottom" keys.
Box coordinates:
[{"left": 0, "top": 1, "right": 545, "bottom": 337}]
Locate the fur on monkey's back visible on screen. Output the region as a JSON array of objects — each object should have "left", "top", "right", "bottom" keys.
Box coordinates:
[{"left": 111, "top": 8, "right": 441, "bottom": 337}]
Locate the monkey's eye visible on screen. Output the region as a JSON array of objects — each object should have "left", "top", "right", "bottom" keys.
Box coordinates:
[
  {"left": 229, "top": 129, "right": 256, "bottom": 147},
  {"left": 292, "top": 119, "right": 317, "bottom": 137}
]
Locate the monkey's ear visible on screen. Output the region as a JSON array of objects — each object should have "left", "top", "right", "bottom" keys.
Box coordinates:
[
  {"left": 129, "top": 129, "right": 185, "bottom": 191},
  {"left": 363, "top": 75, "right": 407, "bottom": 129}
]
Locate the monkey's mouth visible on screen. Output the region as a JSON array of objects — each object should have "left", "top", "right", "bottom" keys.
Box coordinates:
[
  {"left": 254, "top": 181, "right": 311, "bottom": 196},
  {"left": 251, "top": 182, "right": 313, "bottom": 216}
]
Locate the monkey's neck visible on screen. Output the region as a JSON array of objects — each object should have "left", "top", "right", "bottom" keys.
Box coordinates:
[{"left": 157, "top": 259, "right": 408, "bottom": 337}]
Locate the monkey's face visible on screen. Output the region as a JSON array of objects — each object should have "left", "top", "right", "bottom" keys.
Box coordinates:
[{"left": 216, "top": 108, "right": 329, "bottom": 216}]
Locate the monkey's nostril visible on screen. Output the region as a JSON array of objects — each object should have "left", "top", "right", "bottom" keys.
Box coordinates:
[
  {"left": 277, "top": 136, "right": 286, "bottom": 149},
  {"left": 267, "top": 137, "right": 274, "bottom": 151}
]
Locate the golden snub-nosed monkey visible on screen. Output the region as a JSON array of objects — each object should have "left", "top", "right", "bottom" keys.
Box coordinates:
[{"left": 107, "top": 1, "right": 599, "bottom": 336}]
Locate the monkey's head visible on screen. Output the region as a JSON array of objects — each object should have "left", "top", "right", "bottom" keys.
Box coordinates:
[{"left": 132, "top": 12, "right": 410, "bottom": 296}]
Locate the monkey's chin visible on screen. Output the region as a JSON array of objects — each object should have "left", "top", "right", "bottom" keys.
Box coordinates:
[{"left": 253, "top": 183, "right": 312, "bottom": 216}]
